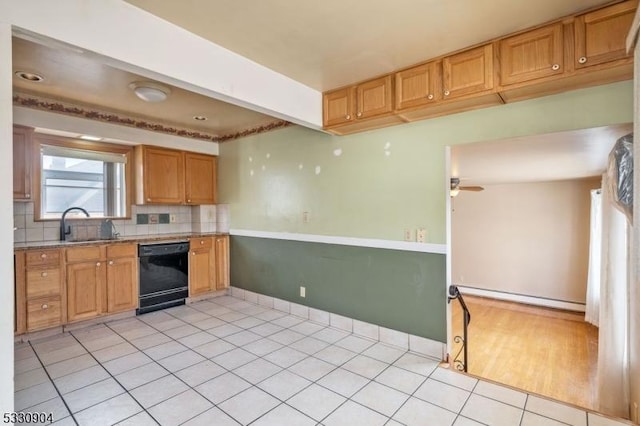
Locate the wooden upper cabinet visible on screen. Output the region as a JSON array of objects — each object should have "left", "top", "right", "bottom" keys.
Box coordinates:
[
  {"left": 323, "top": 87, "right": 355, "bottom": 127},
  {"left": 185, "top": 153, "right": 217, "bottom": 205},
  {"left": 138, "top": 146, "right": 184, "bottom": 204},
  {"left": 499, "top": 23, "right": 564, "bottom": 86},
  {"left": 575, "top": 0, "right": 636, "bottom": 69},
  {"left": 395, "top": 62, "right": 441, "bottom": 110},
  {"left": 355, "top": 75, "right": 394, "bottom": 120},
  {"left": 13, "top": 125, "right": 33, "bottom": 201},
  {"left": 443, "top": 44, "right": 494, "bottom": 99}
]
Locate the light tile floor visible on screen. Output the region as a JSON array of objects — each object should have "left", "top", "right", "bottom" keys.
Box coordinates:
[{"left": 14, "top": 295, "right": 629, "bottom": 426}]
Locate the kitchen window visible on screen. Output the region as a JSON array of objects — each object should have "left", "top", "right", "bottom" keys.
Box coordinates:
[{"left": 33, "top": 135, "right": 134, "bottom": 220}]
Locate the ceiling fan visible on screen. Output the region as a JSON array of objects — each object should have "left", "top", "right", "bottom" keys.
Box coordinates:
[{"left": 450, "top": 178, "right": 484, "bottom": 196}]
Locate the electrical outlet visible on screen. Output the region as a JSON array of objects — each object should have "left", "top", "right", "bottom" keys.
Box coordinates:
[
  {"left": 300, "top": 286, "right": 306, "bottom": 298},
  {"left": 302, "top": 211, "right": 309, "bottom": 223},
  {"left": 404, "top": 229, "right": 412, "bottom": 241},
  {"left": 416, "top": 228, "right": 426, "bottom": 243},
  {"left": 169, "top": 214, "right": 177, "bottom": 223}
]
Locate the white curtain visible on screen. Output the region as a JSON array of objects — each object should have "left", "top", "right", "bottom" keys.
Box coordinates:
[
  {"left": 585, "top": 189, "right": 602, "bottom": 326},
  {"left": 596, "top": 173, "right": 631, "bottom": 418}
]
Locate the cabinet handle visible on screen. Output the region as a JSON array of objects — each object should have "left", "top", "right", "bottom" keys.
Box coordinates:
[
  {"left": 551, "top": 64, "right": 560, "bottom": 71},
  {"left": 40, "top": 253, "right": 47, "bottom": 259},
  {"left": 345, "top": 114, "right": 351, "bottom": 120},
  {"left": 444, "top": 90, "right": 450, "bottom": 96},
  {"left": 578, "top": 57, "right": 587, "bottom": 64},
  {"left": 356, "top": 112, "right": 362, "bottom": 117},
  {"left": 109, "top": 260, "right": 114, "bottom": 265},
  {"left": 41, "top": 304, "right": 48, "bottom": 310},
  {"left": 427, "top": 94, "right": 434, "bottom": 100},
  {"left": 41, "top": 272, "right": 48, "bottom": 277},
  {"left": 96, "top": 262, "right": 101, "bottom": 267}
]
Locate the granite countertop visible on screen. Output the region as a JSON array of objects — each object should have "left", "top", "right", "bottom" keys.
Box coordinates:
[{"left": 14, "top": 232, "right": 229, "bottom": 250}]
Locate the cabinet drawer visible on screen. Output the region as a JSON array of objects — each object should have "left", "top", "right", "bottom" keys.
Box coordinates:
[
  {"left": 25, "top": 249, "right": 60, "bottom": 268},
  {"left": 27, "top": 297, "right": 61, "bottom": 331},
  {"left": 190, "top": 237, "right": 213, "bottom": 250},
  {"left": 106, "top": 243, "right": 137, "bottom": 259},
  {"left": 26, "top": 268, "right": 61, "bottom": 299},
  {"left": 66, "top": 245, "right": 103, "bottom": 263}
]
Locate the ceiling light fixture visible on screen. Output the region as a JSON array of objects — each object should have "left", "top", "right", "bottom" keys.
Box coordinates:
[
  {"left": 128, "top": 81, "right": 171, "bottom": 102},
  {"left": 79, "top": 135, "right": 102, "bottom": 141},
  {"left": 15, "top": 71, "right": 44, "bottom": 82},
  {"left": 193, "top": 115, "right": 208, "bottom": 121}
]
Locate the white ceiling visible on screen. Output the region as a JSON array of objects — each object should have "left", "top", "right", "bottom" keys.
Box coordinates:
[
  {"left": 451, "top": 124, "right": 634, "bottom": 186},
  {"left": 125, "top": 0, "right": 612, "bottom": 91}
]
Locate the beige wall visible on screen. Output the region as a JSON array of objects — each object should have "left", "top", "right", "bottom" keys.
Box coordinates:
[{"left": 452, "top": 177, "right": 600, "bottom": 303}]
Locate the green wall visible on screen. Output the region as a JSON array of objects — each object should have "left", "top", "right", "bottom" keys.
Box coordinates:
[
  {"left": 231, "top": 236, "right": 447, "bottom": 341},
  {"left": 219, "top": 81, "right": 632, "bottom": 243}
]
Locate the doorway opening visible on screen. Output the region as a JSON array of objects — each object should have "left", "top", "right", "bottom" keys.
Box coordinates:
[{"left": 446, "top": 123, "right": 631, "bottom": 411}]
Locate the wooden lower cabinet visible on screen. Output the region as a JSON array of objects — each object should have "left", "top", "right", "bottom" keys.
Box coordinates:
[
  {"left": 215, "top": 236, "right": 230, "bottom": 290},
  {"left": 189, "top": 237, "right": 215, "bottom": 296},
  {"left": 106, "top": 243, "right": 138, "bottom": 313},
  {"left": 66, "top": 260, "right": 105, "bottom": 322}
]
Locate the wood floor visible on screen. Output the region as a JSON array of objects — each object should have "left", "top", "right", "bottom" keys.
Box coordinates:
[{"left": 451, "top": 295, "right": 599, "bottom": 410}]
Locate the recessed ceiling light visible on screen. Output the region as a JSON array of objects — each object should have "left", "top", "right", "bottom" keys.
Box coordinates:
[
  {"left": 193, "top": 115, "right": 208, "bottom": 121},
  {"left": 15, "top": 71, "right": 44, "bottom": 82},
  {"left": 128, "top": 81, "right": 171, "bottom": 102},
  {"left": 79, "top": 135, "right": 102, "bottom": 141}
]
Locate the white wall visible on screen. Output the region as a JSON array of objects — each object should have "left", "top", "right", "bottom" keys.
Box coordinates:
[
  {"left": 452, "top": 178, "right": 599, "bottom": 305},
  {"left": 0, "top": 24, "right": 14, "bottom": 413}
]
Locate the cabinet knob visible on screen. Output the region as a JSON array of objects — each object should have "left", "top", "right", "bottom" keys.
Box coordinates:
[
  {"left": 578, "top": 57, "right": 587, "bottom": 64},
  {"left": 41, "top": 304, "right": 48, "bottom": 310},
  {"left": 187, "top": 199, "right": 191, "bottom": 203},
  {"left": 41, "top": 272, "right": 47, "bottom": 277},
  {"left": 25, "top": 194, "right": 30, "bottom": 198},
  {"left": 192, "top": 251, "right": 196, "bottom": 256},
  {"left": 427, "top": 94, "right": 434, "bottom": 100},
  {"left": 551, "top": 64, "right": 560, "bottom": 71},
  {"left": 444, "top": 90, "right": 450, "bottom": 96},
  {"left": 96, "top": 262, "right": 101, "bottom": 267},
  {"left": 356, "top": 112, "right": 362, "bottom": 117},
  {"left": 345, "top": 114, "right": 351, "bottom": 120},
  {"left": 109, "top": 260, "right": 114, "bottom": 265},
  {"left": 40, "top": 253, "right": 47, "bottom": 259},
  {"left": 146, "top": 198, "right": 151, "bottom": 202},
  {"left": 200, "top": 240, "right": 204, "bottom": 245}
]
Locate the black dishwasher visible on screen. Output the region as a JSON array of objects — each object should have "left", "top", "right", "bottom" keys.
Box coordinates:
[{"left": 137, "top": 241, "right": 189, "bottom": 315}]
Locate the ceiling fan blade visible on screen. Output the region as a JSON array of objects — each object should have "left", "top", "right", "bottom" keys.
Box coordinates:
[{"left": 459, "top": 186, "right": 484, "bottom": 192}]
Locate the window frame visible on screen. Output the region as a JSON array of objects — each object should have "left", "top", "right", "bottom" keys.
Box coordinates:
[{"left": 33, "top": 134, "right": 134, "bottom": 221}]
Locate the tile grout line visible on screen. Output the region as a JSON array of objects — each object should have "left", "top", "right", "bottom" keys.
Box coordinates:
[{"left": 26, "top": 340, "right": 79, "bottom": 426}]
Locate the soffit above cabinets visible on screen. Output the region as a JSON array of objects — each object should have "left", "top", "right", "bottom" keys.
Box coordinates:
[
  {"left": 124, "top": 0, "right": 613, "bottom": 91},
  {"left": 12, "top": 37, "right": 287, "bottom": 142}
]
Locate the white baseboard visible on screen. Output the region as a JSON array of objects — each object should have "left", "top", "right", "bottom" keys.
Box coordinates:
[
  {"left": 457, "top": 285, "right": 586, "bottom": 312},
  {"left": 229, "top": 286, "right": 446, "bottom": 360}
]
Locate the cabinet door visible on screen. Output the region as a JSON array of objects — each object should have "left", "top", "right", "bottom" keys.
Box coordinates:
[
  {"left": 215, "top": 236, "right": 230, "bottom": 290},
  {"left": 443, "top": 44, "right": 494, "bottom": 99},
  {"left": 500, "top": 23, "right": 564, "bottom": 86},
  {"left": 189, "top": 237, "right": 214, "bottom": 296},
  {"left": 107, "top": 257, "right": 138, "bottom": 313},
  {"left": 323, "top": 87, "right": 355, "bottom": 127},
  {"left": 142, "top": 147, "right": 184, "bottom": 204},
  {"left": 575, "top": 1, "right": 636, "bottom": 69},
  {"left": 13, "top": 126, "right": 33, "bottom": 200},
  {"left": 67, "top": 261, "right": 105, "bottom": 322},
  {"left": 185, "top": 153, "right": 217, "bottom": 205},
  {"left": 395, "top": 62, "right": 441, "bottom": 110},
  {"left": 355, "top": 75, "right": 393, "bottom": 120}
]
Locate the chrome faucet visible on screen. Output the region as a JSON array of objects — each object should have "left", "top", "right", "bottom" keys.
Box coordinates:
[{"left": 60, "top": 207, "right": 90, "bottom": 241}]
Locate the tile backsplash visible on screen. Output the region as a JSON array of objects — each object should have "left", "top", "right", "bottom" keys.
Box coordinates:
[{"left": 13, "top": 202, "right": 230, "bottom": 243}]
